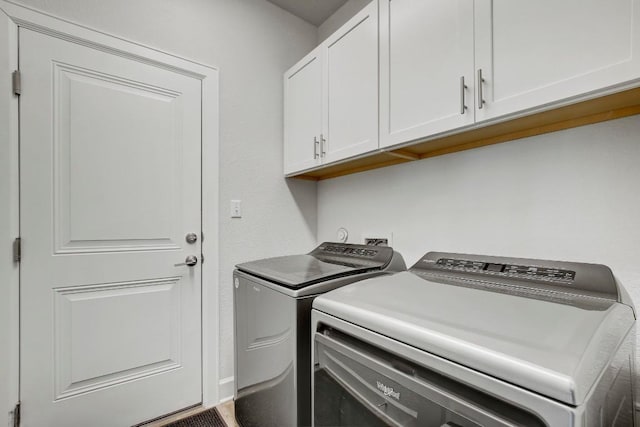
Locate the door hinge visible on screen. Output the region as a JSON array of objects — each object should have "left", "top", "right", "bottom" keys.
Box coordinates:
[
  {"left": 13, "top": 237, "right": 21, "bottom": 263},
  {"left": 12, "top": 70, "right": 21, "bottom": 96},
  {"left": 12, "top": 401, "right": 20, "bottom": 427}
]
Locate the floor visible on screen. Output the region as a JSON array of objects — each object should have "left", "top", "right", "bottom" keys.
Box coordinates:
[
  {"left": 216, "top": 401, "right": 240, "bottom": 427},
  {"left": 141, "top": 400, "right": 239, "bottom": 427}
]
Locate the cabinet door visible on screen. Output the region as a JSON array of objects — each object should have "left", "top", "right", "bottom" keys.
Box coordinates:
[
  {"left": 475, "top": 0, "right": 640, "bottom": 122},
  {"left": 379, "top": 0, "right": 475, "bottom": 149},
  {"left": 322, "top": 2, "right": 379, "bottom": 164},
  {"left": 284, "top": 48, "right": 323, "bottom": 175}
]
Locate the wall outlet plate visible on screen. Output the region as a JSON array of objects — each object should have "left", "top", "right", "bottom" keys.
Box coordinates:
[
  {"left": 362, "top": 233, "right": 393, "bottom": 247},
  {"left": 364, "top": 238, "right": 388, "bottom": 246}
]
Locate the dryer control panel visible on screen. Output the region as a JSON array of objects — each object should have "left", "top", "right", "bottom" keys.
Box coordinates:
[
  {"left": 411, "top": 252, "right": 620, "bottom": 302},
  {"left": 434, "top": 258, "right": 576, "bottom": 282}
]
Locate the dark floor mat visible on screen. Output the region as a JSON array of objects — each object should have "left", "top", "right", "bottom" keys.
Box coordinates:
[{"left": 164, "top": 408, "right": 227, "bottom": 427}]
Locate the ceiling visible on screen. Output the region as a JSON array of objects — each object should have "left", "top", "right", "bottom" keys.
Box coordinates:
[{"left": 266, "top": 0, "right": 349, "bottom": 26}]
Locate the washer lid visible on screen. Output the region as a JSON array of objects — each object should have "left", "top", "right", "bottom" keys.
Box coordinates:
[
  {"left": 235, "top": 243, "right": 393, "bottom": 288},
  {"left": 313, "top": 270, "right": 635, "bottom": 406}
]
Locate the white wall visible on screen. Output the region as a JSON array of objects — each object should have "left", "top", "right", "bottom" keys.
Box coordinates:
[
  {"left": 7, "top": 0, "right": 318, "bottom": 401},
  {"left": 319, "top": 115, "right": 640, "bottom": 276},
  {"left": 319, "top": 115, "right": 640, "bottom": 270},
  {"left": 318, "top": 115, "right": 640, "bottom": 389},
  {"left": 318, "top": 0, "right": 371, "bottom": 42}
]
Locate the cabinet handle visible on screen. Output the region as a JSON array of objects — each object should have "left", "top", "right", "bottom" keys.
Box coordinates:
[
  {"left": 460, "top": 76, "right": 467, "bottom": 115},
  {"left": 320, "top": 133, "right": 326, "bottom": 157},
  {"left": 477, "top": 69, "right": 485, "bottom": 110},
  {"left": 313, "top": 136, "right": 320, "bottom": 159}
]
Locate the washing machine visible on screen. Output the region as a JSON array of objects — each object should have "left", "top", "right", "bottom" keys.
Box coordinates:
[
  {"left": 312, "top": 251, "right": 636, "bottom": 426},
  {"left": 233, "top": 242, "right": 405, "bottom": 427}
]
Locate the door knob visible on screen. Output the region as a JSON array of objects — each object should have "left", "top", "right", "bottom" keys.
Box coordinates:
[
  {"left": 185, "top": 232, "right": 198, "bottom": 244},
  {"left": 175, "top": 255, "right": 198, "bottom": 267}
]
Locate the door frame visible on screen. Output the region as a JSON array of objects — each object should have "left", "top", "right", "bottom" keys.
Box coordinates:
[{"left": 0, "top": 1, "right": 221, "bottom": 423}]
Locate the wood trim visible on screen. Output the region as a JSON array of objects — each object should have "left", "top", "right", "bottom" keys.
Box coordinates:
[
  {"left": 419, "top": 104, "right": 640, "bottom": 161},
  {"left": 293, "top": 152, "right": 411, "bottom": 180},
  {"left": 288, "top": 174, "right": 319, "bottom": 181},
  {"left": 384, "top": 150, "right": 420, "bottom": 161},
  {"left": 288, "top": 86, "right": 640, "bottom": 180}
]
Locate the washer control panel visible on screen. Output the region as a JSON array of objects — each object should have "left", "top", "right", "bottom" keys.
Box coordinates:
[
  {"left": 322, "top": 244, "right": 378, "bottom": 258},
  {"left": 311, "top": 242, "right": 394, "bottom": 269}
]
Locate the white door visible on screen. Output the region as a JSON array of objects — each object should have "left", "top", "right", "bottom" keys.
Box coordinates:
[
  {"left": 19, "top": 28, "right": 202, "bottom": 427},
  {"left": 475, "top": 0, "right": 640, "bottom": 122},
  {"left": 283, "top": 47, "right": 323, "bottom": 175},
  {"left": 380, "top": 0, "right": 475, "bottom": 148},
  {"left": 323, "top": 2, "right": 379, "bottom": 163}
]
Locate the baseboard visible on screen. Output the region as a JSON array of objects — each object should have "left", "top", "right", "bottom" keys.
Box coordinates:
[{"left": 218, "top": 376, "right": 234, "bottom": 403}]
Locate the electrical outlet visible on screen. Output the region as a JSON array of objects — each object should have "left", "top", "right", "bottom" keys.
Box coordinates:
[
  {"left": 363, "top": 232, "right": 392, "bottom": 247},
  {"left": 364, "top": 237, "right": 389, "bottom": 246}
]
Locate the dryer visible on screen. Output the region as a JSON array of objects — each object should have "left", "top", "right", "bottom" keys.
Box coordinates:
[
  {"left": 233, "top": 242, "right": 405, "bottom": 427},
  {"left": 312, "top": 252, "right": 636, "bottom": 426}
]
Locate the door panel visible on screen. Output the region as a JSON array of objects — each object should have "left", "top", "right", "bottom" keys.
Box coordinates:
[
  {"left": 380, "top": 0, "right": 475, "bottom": 148},
  {"left": 53, "top": 279, "right": 181, "bottom": 400},
  {"left": 324, "top": 3, "right": 378, "bottom": 163},
  {"left": 475, "top": 0, "right": 640, "bottom": 121},
  {"left": 284, "top": 49, "right": 323, "bottom": 174},
  {"left": 20, "top": 28, "right": 202, "bottom": 427},
  {"left": 55, "top": 63, "right": 182, "bottom": 252}
]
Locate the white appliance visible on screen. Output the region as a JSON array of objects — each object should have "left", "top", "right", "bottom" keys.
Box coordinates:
[{"left": 312, "top": 252, "right": 636, "bottom": 426}]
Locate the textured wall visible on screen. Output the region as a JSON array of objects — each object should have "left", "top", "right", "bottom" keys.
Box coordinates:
[
  {"left": 8, "top": 0, "right": 318, "bottom": 399},
  {"left": 319, "top": 116, "right": 640, "bottom": 279}
]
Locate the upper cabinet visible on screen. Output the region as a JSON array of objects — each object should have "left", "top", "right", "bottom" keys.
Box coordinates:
[
  {"left": 323, "top": 4, "right": 378, "bottom": 164},
  {"left": 284, "top": 48, "right": 323, "bottom": 175},
  {"left": 380, "top": 0, "right": 640, "bottom": 149},
  {"left": 380, "top": 0, "right": 475, "bottom": 148},
  {"left": 284, "top": 2, "right": 378, "bottom": 175},
  {"left": 474, "top": 0, "right": 640, "bottom": 122},
  {"left": 285, "top": 0, "right": 640, "bottom": 179}
]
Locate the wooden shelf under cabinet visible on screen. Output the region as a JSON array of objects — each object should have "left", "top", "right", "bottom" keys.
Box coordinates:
[{"left": 288, "top": 87, "right": 640, "bottom": 181}]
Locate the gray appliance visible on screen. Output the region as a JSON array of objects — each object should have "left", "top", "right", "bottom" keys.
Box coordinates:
[
  {"left": 312, "top": 252, "right": 636, "bottom": 426},
  {"left": 233, "top": 242, "right": 405, "bottom": 427}
]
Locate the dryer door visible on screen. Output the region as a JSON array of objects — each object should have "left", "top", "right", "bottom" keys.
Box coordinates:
[{"left": 313, "top": 328, "right": 546, "bottom": 427}]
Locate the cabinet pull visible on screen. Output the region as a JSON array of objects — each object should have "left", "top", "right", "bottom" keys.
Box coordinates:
[
  {"left": 477, "top": 69, "right": 485, "bottom": 110},
  {"left": 460, "top": 76, "right": 467, "bottom": 115},
  {"left": 314, "top": 136, "right": 320, "bottom": 159},
  {"left": 320, "top": 134, "right": 326, "bottom": 157}
]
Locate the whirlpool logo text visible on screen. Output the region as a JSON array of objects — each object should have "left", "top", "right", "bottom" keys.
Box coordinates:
[{"left": 376, "top": 381, "right": 400, "bottom": 400}]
